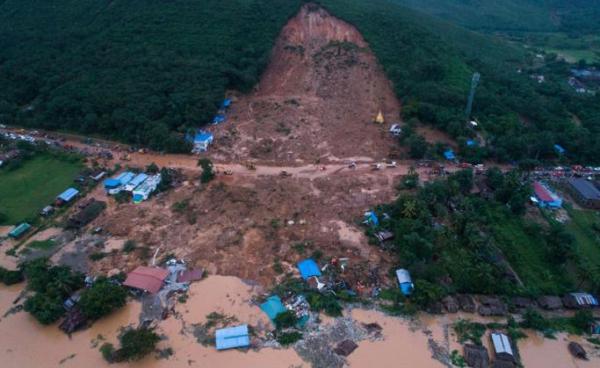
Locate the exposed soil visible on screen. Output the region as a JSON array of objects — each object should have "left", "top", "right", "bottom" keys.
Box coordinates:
[{"left": 209, "top": 4, "right": 401, "bottom": 164}]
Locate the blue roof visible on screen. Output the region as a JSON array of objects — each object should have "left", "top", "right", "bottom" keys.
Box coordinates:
[
  {"left": 212, "top": 114, "right": 226, "bottom": 125},
  {"left": 215, "top": 325, "right": 250, "bottom": 350},
  {"left": 221, "top": 99, "right": 232, "bottom": 109},
  {"left": 444, "top": 149, "right": 456, "bottom": 160},
  {"left": 129, "top": 173, "right": 148, "bottom": 187},
  {"left": 466, "top": 139, "right": 477, "bottom": 147},
  {"left": 297, "top": 259, "right": 321, "bottom": 280},
  {"left": 195, "top": 132, "right": 213, "bottom": 143},
  {"left": 116, "top": 171, "right": 135, "bottom": 185},
  {"left": 103, "top": 178, "right": 120, "bottom": 188},
  {"left": 260, "top": 296, "right": 287, "bottom": 322},
  {"left": 554, "top": 144, "right": 565, "bottom": 154},
  {"left": 57, "top": 187, "right": 79, "bottom": 202}
]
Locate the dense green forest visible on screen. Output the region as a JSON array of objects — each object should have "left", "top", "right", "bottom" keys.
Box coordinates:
[
  {"left": 318, "top": 0, "right": 600, "bottom": 164},
  {"left": 1, "top": 0, "right": 600, "bottom": 162},
  {"left": 0, "top": 0, "right": 303, "bottom": 151},
  {"left": 394, "top": 0, "right": 600, "bottom": 33}
]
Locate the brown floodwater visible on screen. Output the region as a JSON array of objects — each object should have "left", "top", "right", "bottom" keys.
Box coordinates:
[{"left": 519, "top": 331, "right": 600, "bottom": 368}]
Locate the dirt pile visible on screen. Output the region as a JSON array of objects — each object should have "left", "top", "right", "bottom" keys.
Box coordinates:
[{"left": 211, "top": 4, "right": 401, "bottom": 163}]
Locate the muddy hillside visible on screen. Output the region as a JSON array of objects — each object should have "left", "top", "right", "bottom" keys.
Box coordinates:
[{"left": 212, "top": 4, "right": 401, "bottom": 163}]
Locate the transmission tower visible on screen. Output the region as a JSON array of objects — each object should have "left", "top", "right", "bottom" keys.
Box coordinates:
[{"left": 465, "top": 72, "right": 480, "bottom": 121}]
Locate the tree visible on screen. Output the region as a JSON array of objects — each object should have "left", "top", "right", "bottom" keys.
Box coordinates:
[
  {"left": 274, "top": 310, "right": 298, "bottom": 330},
  {"left": 78, "top": 278, "right": 128, "bottom": 320},
  {"left": 197, "top": 158, "right": 215, "bottom": 183},
  {"left": 146, "top": 162, "right": 159, "bottom": 174},
  {"left": 407, "top": 134, "right": 428, "bottom": 159},
  {"left": 23, "top": 293, "right": 65, "bottom": 324},
  {"left": 0, "top": 266, "right": 24, "bottom": 285},
  {"left": 105, "top": 327, "right": 161, "bottom": 362}
]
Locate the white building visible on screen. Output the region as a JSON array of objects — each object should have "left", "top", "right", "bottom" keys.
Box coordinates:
[{"left": 132, "top": 174, "right": 161, "bottom": 203}]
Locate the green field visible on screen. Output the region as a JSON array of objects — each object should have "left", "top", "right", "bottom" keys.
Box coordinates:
[
  {"left": 565, "top": 208, "right": 600, "bottom": 281},
  {"left": 0, "top": 155, "right": 83, "bottom": 225}
]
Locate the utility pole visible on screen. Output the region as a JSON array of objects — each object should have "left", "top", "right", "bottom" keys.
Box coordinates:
[{"left": 465, "top": 72, "right": 480, "bottom": 121}]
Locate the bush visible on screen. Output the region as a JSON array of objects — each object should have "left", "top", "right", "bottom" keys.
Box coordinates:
[
  {"left": 276, "top": 331, "right": 302, "bottom": 346},
  {"left": 197, "top": 158, "right": 215, "bottom": 184},
  {"left": 23, "top": 293, "right": 65, "bottom": 324},
  {"left": 109, "top": 327, "right": 161, "bottom": 362},
  {"left": 571, "top": 310, "right": 595, "bottom": 334},
  {"left": 122, "top": 240, "right": 136, "bottom": 253},
  {"left": 274, "top": 310, "right": 298, "bottom": 330},
  {"left": 0, "top": 266, "right": 24, "bottom": 285},
  {"left": 78, "top": 279, "right": 127, "bottom": 320}
]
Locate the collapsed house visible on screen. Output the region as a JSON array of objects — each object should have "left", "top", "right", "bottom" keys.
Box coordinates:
[{"left": 67, "top": 200, "right": 106, "bottom": 229}]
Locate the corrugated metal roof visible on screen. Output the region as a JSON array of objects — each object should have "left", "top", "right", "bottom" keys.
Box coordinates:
[
  {"left": 123, "top": 266, "right": 169, "bottom": 294},
  {"left": 570, "top": 292, "right": 599, "bottom": 306},
  {"left": 215, "top": 325, "right": 250, "bottom": 350},
  {"left": 57, "top": 187, "right": 79, "bottom": 202},
  {"left": 396, "top": 269, "right": 412, "bottom": 284},
  {"left": 128, "top": 173, "right": 148, "bottom": 188},
  {"left": 297, "top": 259, "right": 321, "bottom": 280},
  {"left": 9, "top": 223, "right": 31, "bottom": 238},
  {"left": 491, "top": 333, "right": 513, "bottom": 356},
  {"left": 533, "top": 181, "right": 558, "bottom": 202},
  {"left": 568, "top": 178, "right": 600, "bottom": 201},
  {"left": 116, "top": 171, "right": 135, "bottom": 185}
]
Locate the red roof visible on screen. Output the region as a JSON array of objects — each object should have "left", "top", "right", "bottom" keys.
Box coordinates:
[
  {"left": 123, "top": 266, "right": 169, "bottom": 294},
  {"left": 533, "top": 181, "right": 554, "bottom": 202}
]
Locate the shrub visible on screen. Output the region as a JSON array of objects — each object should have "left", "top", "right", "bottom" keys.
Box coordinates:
[
  {"left": 0, "top": 266, "right": 24, "bottom": 285},
  {"left": 122, "top": 240, "right": 136, "bottom": 253},
  {"left": 276, "top": 331, "right": 302, "bottom": 346},
  {"left": 23, "top": 293, "right": 65, "bottom": 324},
  {"left": 78, "top": 279, "right": 127, "bottom": 320},
  {"left": 197, "top": 158, "right": 215, "bottom": 183},
  {"left": 274, "top": 310, "right": 298, "bottom": 330},
  {"left": 110, "top": 327, "right": 161, "bottom": 362}
]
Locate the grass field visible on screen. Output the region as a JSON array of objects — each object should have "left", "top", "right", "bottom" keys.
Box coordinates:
[
  {"left": 0, "top": 155, "right": 83, "bottom": 225},
  {"left": 565, "top": 208, "right": 600, "bottom": 273}
]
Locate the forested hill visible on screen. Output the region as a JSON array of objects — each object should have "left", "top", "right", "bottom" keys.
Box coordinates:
[
  {"left": 0, "top": 0, "right": 303, "bottom": 151},
  {"left": 393, "top": 0, "right": 600, "bottom": 33}
]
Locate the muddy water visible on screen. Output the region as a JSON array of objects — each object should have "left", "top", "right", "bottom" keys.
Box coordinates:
[
  {"left": 519, "top": 331, "right": 600, "bottom": 368},
  {"left": 348, "top": 309, "right": 444, "bottom": 367}
]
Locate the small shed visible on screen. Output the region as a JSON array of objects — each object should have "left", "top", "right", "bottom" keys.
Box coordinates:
[
  {"left": 490, "top": 333, "right": 515, "bottom": 363},
  {"left": 215, "top": 324, "right": 250, "bottom": 350},
  {"left": 56, "top": 187, "right": 79, "bottom": 204},
  {"left": 8, "top": 223, "right": 31, "bottom": 239},
  {"left": 260, "top": 295, "right": 287, "bottom": 324},
  {"left": 444, "top": 149, "right": 456, "bottom": 161},
  {"left": 374, "top": 111, "right": 385, "bottom": 124},
  {"left": 297, "top": 259, "right": 321, "bottom": 280},
  {"left": 395, "top": 268, "right": 414, "bottom": 296},
  {"left": 466, "top": 139, "right": 478, "bottom": 147},
  {"left": 123, "top": 266, "right": 169, "bottom": 294}
]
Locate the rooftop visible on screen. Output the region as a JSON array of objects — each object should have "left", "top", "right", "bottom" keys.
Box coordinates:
[
  {"left": 123, "top": 266, "right": 169, "bottom": 294},
  {"left": 568, "top": 178, "right": 600, "bottom": 201}
]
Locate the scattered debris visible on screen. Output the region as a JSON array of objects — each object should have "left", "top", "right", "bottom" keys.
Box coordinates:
[
  {"left": 334, "top": 339, "right": 358, "bottom": 356},
  {"left": 568, "top": 341, "right": 588, "bottom": 360}
]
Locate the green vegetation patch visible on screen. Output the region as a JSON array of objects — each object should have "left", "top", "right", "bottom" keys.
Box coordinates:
[{"left": 0, "top": 154, "right": 83, "bottom": 225}]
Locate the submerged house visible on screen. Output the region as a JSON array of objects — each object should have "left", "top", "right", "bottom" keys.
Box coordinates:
[
  {"left": 215, "top": 325, "right": 250, "bottom": 350},
  {"left": 532, "top": 181, "right": 562, "bottom": 209},
  {"left": 395, "top": 269, "right": 414, "bottom": 296}
]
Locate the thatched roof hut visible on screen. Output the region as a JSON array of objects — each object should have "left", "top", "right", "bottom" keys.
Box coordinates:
[
  {"left": 443, "top": 295, "right": 459, "bottom": 313},
  {"left": 457, "top": 294, "right": 476, "bottom": 313},
  {"left": 464, "top": 344, "right": 489, "bottom": 368}
]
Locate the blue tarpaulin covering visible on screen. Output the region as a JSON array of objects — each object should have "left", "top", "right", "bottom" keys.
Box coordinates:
[
  {"left": 364, "top": 211, "right": 379, "bottom": 226},
  {"left": 466, "top": 139, "right": 477, "bottom": 147},
  {"left": 297, "top": 259, "right": 321, "bottom": 280},
  {"left": 195, "top": 132, "right": 213, "bottom": 143},
  {"left": 215, "top": 325, "right": 250, "bottom": 350},
  {"left": 444, "top": 149, "right": 456, "bottom": 160},
  {"left": 221, "top": 99, "right": 232, "bottom": 109},
  {"left": 260, "top": 295, "right": 287, "bottom": 323},
  {"left": 57, "top": 187, "right": 79, "bottom": 202},
  {"left": 554, "top": 144, "right": 565, "bottom": 155},
  {"left": 212, "top": 114, "right": 226, "bottom": 125}
]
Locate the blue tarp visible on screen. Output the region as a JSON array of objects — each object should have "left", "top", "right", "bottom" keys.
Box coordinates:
[
  {"left": 221, "top": 99, "right": 232, "bottom": 109},
  {"left": 396, "top": 269, "right": 414, "bottom": 296},
  {"left": 554, "top": 144, "right": 565, "bottom": 155},
  {"left": 297, "top": 259, "right": 321, "bottom": 280},
  {"left": 57, "top": 187, "right": 79, "bottom": 202},
  {"left": 466, "top": 140, "right": 477, "bottom": 147},
  {"left": 215, "top": 325, "right": 250, "bottom": 350},
  {"left": 444, "top": 149, "right": 456, "bottom": 161},
  {"left": 212, "top": 114, "right": 226, "bottom": 125},
  {"left": 260, "top": 295, "right": 287, "bottom": 323},
  {"left": 364, "top": 211, "right": 379, "bottom": 226},
  {"left": 103, "top": 178, "right": 120, "bottom": 189},
  {"left": 195, "top": 132, "right": 213, "bottom": 143}
]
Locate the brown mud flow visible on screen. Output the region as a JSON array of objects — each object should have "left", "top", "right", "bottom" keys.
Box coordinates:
[{"left": 211, "top": 4, "right": 401, "bottom": 164}]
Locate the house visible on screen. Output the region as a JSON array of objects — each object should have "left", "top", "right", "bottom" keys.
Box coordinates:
[
  {"left": 103, "top": 171, "right": 135, "bottom": 194},
  {"left": 490, "top": 332, "right": 515, "bottom": 364},
  {"left": 260, "top": 295, "right": 287, "bottom": 324},
  {"left": 55, "top": 187, "right": 79, "bottom": 206},
  {"left": 444, "top": 149, "right": 456, "bottom": 161},
  {"left": 567, "top": 178, "right": 600, "bottom": 209},
  {"left": 395, "top": 269, "right": 414, "bottom": 296},
  {"left": 532, "top": 181, "right": 562, "bottom": 208},
  {"left": 297, "top": 259, "right": 321, "bottom": 280},
  {"left": 215, "top": 325, "right": 250, "bottom": 350},
  {"left": 132, "top": 174, "right": 161, "bottom": 203},
  {"left": 389, "top": 124, "right": 402, "bottom": 136},
  {"left": 40, "top": 205, "right": 54, "bottom": 217},
  {"left": 363, "top": 211, "right": 379, "bottom": 227},
  {"left": 124, "top": 173, "right": 148, "bottom": 192},
  {"left": 562, "top": 292, "right": 599, "bottom": 309},
  {"left": 123, "top": 266, "right": 169, "bottom": 294},
  {"left": 190, "top": 131, "right": 214, "bottom": 153},
  {"left": 8, "top": 223, "right": 31, "bottom": 239}
]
